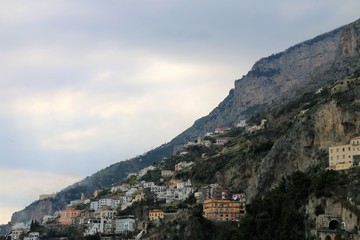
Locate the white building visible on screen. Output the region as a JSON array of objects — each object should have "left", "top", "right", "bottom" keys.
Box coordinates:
[
  {"left": 115, "top": 216, "right": 136, "bottom": 234},
  {"left": 141, "top": 181, "right": 155, "bottom": 189},
  {"left": 151, "top": 185, "right": 167, "bottom": 193},
  {"left": 84, "top": 218, "right": 113, "bottom": 236},
  {"left": 24, "top": 232, "right": 40, "bottom": 240},
  {"left": 138, "top": 165, "right": 156, "bottom": 177},
  {"left": 111, "top": 200, "right": 121, "bottom": 209},
  {"left": 120, "top": 196, "right": 133, "bottom": 204},
  {"left": 90, "top": 201, "right": 100, "bottom": 211},
  {"left": 99, "top": 199, "right": 113, "bottom": 207},
  {"left": 236, "top": 120, "right": 247, "bottom": 128},
  {"left": 111, "top": 183, "right": 131, "bottom": 193},
  {"left": 69, "top": 200, "right": 82, "bottom": 206},
  {"left": 99, "top": 210, "right": 117, "bottom": 219},
  {"left": 165, "top": 187, "right": 196, "bottom": 204},
  {"left": 161, "top": 170, "right": 174, "bottom": 177},
  {"left": 9, "top": 229, "right": 24, "bottom": 240}
]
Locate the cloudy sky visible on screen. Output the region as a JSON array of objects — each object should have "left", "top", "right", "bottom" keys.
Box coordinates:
[{"left": 0, "top": 0, "right": 359, "bottom": 224}]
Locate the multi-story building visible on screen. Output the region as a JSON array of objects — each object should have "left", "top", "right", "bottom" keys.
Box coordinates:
[
  {"left": 99, "top": 199, "right": 113, "bottom": 207},
  {"left": 150, "top": 185, "right": 167, "bottom": 193},
  {"left": 328, "top": 137, "right": 360, "bottom": 170},
  {"left": 203, "top": 199, "right": 241, "bottom": 221},
  {"left": 115, "top": 215, "right": 136, "bottom": 234},
  {"left": 161, "top": 170, "right": 174, "bottom": 177},
  {"left": 232, "top": 193, "right": 246, "bottom": 215},
  {"left": 164, "top": 187, "right": 196, "bottom": 203},
  {"left": 90, "top": 201, "right": 100, "bottom": 211},
  {"left": 84, "top": 218, "right": 112, "bottom": 236},
  {"left": 111, "top": 200, "right": 121, "bottom": 209},
  {"left": 141, "top": 181, "right": 155, "bottom": 189},
  {"left": 119, "top": 196, "right": 132, "bottom": 204},
  {"left": 202, "top": 183, "right": 229, "bottom": 200},
  {"left": 8, "top": 229, "right": 24, "bottom": 240},
  {"left": 149, "top": 209, "right": 164, "bottom": 220},
  {"left": 59, "top": 207, "right": 80, "bottom": 225},
  {"left": 98, "top": 210, "right": 117, "bottom": 219}
]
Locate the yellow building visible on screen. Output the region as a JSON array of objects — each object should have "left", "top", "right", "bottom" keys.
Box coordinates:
[
  {"left": 149, "top": 209, "right": 164, "bottom": 220},
  {"left": 203, "top": 199, "right": 241, "bottom": 221},
  {"left": 328, "top": 137, "right": 360, "bottom": 170}
]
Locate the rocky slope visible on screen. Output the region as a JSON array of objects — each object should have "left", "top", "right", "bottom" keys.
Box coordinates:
[
  {"left": 179, "top": 18, "right": 360, "bottom": 140},
  {"left": 8, "top": 18, "right": 360, "bottom": 225},
  {"left": 250, "top": 80, "right": 360, "bottom": 198}
]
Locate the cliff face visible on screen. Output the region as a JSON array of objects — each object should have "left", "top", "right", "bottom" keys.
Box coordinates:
[
  {"left": 178, "top": 18, "right": 360, "bottom": 141},
  {"left": 248, "top": 79, "right": 360, "bottom": 199},
  {"left": 11, "top": 199, "right": 59, "bottom": 224}
]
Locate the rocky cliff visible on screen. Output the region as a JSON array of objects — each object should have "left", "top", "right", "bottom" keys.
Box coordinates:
[
  {"left": 249, "top": 77, "right": 360, "bottom": 199},
  {"left": 178, "top": 18, "right": 360, "bottom": 141}
]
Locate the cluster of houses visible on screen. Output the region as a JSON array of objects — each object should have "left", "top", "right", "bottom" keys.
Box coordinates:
[
  {"left": 7, "top": 225, "right": 40, "bottom": 240},
  {"left": 7, "top": 127, "right": 251, "bottom": 239}
]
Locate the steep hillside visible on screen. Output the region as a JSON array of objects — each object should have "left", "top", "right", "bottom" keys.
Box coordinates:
[{"left": 8, "top": 18, "right": 360, "bottom": 225}]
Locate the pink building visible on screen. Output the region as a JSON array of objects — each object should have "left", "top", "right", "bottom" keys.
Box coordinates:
[{"left": 59, "top": 207, "right": 80, "bottom": 225}]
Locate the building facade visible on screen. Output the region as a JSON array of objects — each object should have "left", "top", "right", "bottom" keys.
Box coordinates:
[
  {"left": 203, "top": 199, "right": 241, "bottom": 221},
  {"left": 328, "top": 137, "right": 360, "bottom": 170},
  {"left": 59, "top": 207, "right": 81, "bottom": 225},
  {"left": 115, "top": 216, "right": 136, "bottom": 234},
  {"left": 149, "top": 209, "right": 164, "bottom": 220}
]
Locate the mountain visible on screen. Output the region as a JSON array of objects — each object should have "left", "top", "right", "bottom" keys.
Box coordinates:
[{"left": 8, "top": 18, "right": 360, "bottom": 225}]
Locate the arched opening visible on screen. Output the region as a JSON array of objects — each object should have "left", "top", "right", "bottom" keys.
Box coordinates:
[
  {"left": 329, "top": 219, "right": 340, "bottom": 230},
  {"left": 325, "top": 235, "right": 331, "bottom": 240}
]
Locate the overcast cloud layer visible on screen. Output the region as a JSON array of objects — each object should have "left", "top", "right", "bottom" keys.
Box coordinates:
[{"left": 0, "top": 0, "right": 359, "bottom": 224}]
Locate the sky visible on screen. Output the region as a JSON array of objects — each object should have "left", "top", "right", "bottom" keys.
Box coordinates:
[{"left": 0, "top": 0, "right": 359, "bottom": 225}]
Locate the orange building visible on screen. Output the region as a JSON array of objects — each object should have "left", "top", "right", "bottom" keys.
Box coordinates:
[
  {"left": 59, "top": 207, "right": 81, "bottom": 225},
  {"left": 149, "top": 209, "right": 164, "bottom": 220},
  {"left": 203, "top": 199, "right": 241, "bottom": 221}
]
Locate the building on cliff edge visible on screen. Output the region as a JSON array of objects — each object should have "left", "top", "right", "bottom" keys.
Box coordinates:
[{"left": 328, "top": 137, "right": 360, "bottom": 170}]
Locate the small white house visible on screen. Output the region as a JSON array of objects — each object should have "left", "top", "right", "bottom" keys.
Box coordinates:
[
  {"left": 24, "top": 232, "right": 40, "bottom": 240},
  {"left": 115, "top": 216, "right": 136, "bottom": 234}
]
